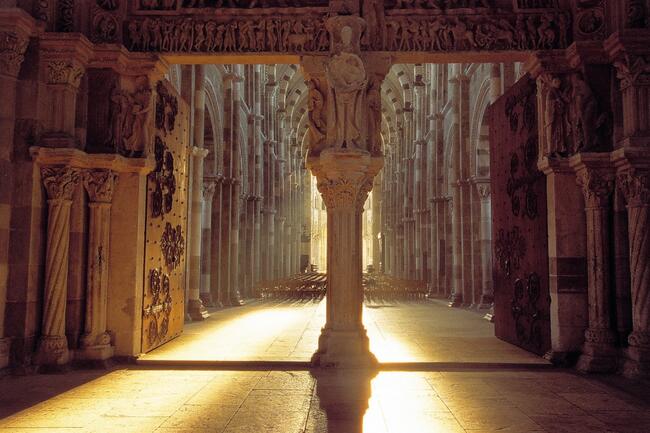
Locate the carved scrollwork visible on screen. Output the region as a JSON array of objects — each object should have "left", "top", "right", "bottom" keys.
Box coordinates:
[
  {"left": 161, "top": 222, "right": 185, "bottom": 271},
  {"left": 143, "top": 268, "right": 173, "bottom": 347},
  {"left": 495, "top": 226, "right": 526, "bottom": 277}
]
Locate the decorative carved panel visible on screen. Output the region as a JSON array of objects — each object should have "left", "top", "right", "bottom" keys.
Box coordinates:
[
  {"left": 490, "top": 75, "right": 550, "bottom": 356},
  {"left": 141, "top": 79, "right": 189, "bottom": 353}
]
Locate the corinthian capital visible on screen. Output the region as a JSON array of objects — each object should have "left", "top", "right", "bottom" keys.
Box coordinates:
[
  {"left": 47, "top": 61, "right": 84, "bottom": 87},
  {"left": 576, "top": 169, "right": 615, "bottom": 209},
  {"left": 83, "top": 169, "right": 118, "bottom": 203},
  {"left": 41, "top": 166, "right": 81, "bottom": 201},
  {"left": 0, "top": 31, "right": 29, "bottom": 78},
  {"left": 618, "top": 170, "right": 650, "bottom": 207}
]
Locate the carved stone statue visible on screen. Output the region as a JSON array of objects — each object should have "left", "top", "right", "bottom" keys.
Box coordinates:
[
  {"left": 327, "top": 49, "right": 368, "bottom": 150},
  {"left": 570, "top": 72, "right": 608, "bottom": 153},
  {"left": 307, "top": 80, "right": 326, "bottom": 139},
  {"left": 544, "top": 76, "right": 571, "bottom": 157}
]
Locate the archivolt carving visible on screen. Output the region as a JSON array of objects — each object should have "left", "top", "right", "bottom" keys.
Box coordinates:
[{"left": 161, "top": 222, "right": 185, "bottom": 271}]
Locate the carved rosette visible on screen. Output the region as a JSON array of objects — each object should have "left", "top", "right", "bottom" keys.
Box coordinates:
[
  {"left": 161, "top": 222, "right": 185, "bottom": 271},
  {"left": 47, "top": 61, "right": 84, "bottom": 87},
  {"left": 42, "top": 166, "right": 81, "bottom": 201},
  {"left": 0, "top": 31, "right": 29, "bottom": 78},
  {"left": 83, "top": 169, "right": 118, "bottom": 203},
  {"left": 576, "top": 169, "right": 614, "bottom": 209}
]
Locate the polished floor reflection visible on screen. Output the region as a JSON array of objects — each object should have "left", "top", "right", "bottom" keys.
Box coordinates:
[
  {"left": 140, "top": 299, "right": 545, "bottom": 365},
  {"left": 1, "top": 367, "right": 649, "bottom": 432}
]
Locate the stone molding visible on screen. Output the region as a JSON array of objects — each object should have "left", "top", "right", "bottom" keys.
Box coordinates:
[{"left": 30, "top": 146, "right": 155, "bottom": 174}]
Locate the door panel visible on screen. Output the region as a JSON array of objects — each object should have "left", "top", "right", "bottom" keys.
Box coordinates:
[
  {"left": 142, "top": 80, "right": 190, "bottom": 353},
  {"left": 489, "top": 75, "right": 551, "bottom": 356}
]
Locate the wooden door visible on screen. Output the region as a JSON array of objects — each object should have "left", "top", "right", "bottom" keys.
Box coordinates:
[
  {"left": 141, "top": 79, "right": 190, "bottom": 353},
  {"left": 489, "top": 75, "right": 551, "bottom": 356}
]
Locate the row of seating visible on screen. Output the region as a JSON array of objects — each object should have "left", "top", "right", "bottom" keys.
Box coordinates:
[
  {"left": 363, "top": 274, "right": 429, "bottom": 300},
  {"left": 256, "top": 272, "right": 327, "bottom": 299}
]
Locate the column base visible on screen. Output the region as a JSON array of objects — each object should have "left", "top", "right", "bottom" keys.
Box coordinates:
[
  {"left": 622, "top": 345, "right": 650, "bottom": 379},
  {"left": 75, "top": 344, "right": 114, "bottom": 362},
  {"left": 200, "top": 292, "right": 216, "bottom": 307},
  {"left": 0, "top": 338, "right": 9, "bottom": 369},
  {"left": 311, "top": 327, "right": 378, "bottom": 368},
  {"left": 188, "top": 299, "right": 210, "bottom": 321},
  {"left": 577, "top": 342, "right": 618, "bottom": 373},
  {"left": 35, "top": 335, "right": 70, "bottom": 367},
  {"left": 544, "top": 350, "right": 580, "bottom": 367}
]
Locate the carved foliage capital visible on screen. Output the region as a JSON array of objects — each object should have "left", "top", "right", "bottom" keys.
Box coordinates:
[
  {"left": 576, "top": 169, "right": 614, "bottom": 209},
  {"left": 618, "top": 170, "right": 650, "bottom": 207},
  {"left": 0, "top": 31, "right": 29, "bottom": 78},
  {"left": 41, "top": 166, "right": 81, "bottom": 201},
  {"left": 317, "top": 175, "right": 373, "bottom": 212},
  {"left": 612, "top": 54, "right": 650, "bottom": 90},
  {"left": 202, "top": 179, "right": 217, "bottom": 200},
  {"left": 47, "top": 60, "right": 84, "bottom": 87},
  {"left": 83, "top": 169, "right": 118, "bottom": 203},
  {"left": 477, "top": 183, "right": 491, "bottom": 200}
]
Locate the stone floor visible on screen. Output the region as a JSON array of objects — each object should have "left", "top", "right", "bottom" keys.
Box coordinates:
[
  {"left": 139, "top": 299, "right": 545, "bottom": 365},
  {"left": 1, "top": 367, "right": 649, "bottom": 432}
]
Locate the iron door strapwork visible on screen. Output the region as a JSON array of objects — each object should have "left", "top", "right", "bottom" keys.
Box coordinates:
[
  {"left": 489, "top": 74, "right": 551, "bottom": 356},
  {"left": 141, "top": 79, "right": 190, "bottom": 353}
]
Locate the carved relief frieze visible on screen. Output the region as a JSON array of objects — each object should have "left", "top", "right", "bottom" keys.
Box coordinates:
[
  {"left": 106, "top": 76, "right": 152, "bottom": 157},
  {"left": 382, "top": 12, "right": 569, "bottom": 52},
  {"left": 126, "top": 15, "right": 330, "bottom": 53},
  {"left": 161, "top": 222, "right": 185, "bottom": 271},
  {"left": 0, "top": 31, "right": 30, "bottom": 78},
  {"left": 143, "top": 267, "right": 173, "bottom": 347},
  {"left": 495, "top": 226, "right": 526, "bottom": 278},
  {"left": 135, "top": 0, "right": 328, "bottom": 10}
]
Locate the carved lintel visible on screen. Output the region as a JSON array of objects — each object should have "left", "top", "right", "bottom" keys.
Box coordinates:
[
  {"left": 83, "top": 169, "right": 118, "bottom": 203},
  {"left": 41, "top": 166, "right": 81, "bottom": 201}
]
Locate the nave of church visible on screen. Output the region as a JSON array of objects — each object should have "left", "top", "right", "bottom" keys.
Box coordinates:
[{"left": 2, "top": 1, "right": 650, "bottom": 431}]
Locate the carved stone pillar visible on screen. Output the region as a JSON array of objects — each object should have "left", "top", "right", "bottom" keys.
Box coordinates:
[
  {"left": 614, "top": 151, "right": 650, "bottom": 377},
  {"left": 209, "top": 174, "right": 224, "bottom": 308},
  {"left": 76, "top": 169, "right": 117, "bottom": 362},
  {"left": 309, "top": 150, "right": 382, "bottom": 367},
  {"left": 449, "top": 183, "right": 463, "bottom": 307},
  {"left": 570, "top": 154, "right": 618, "bottom": 373},
  {"left": 200, "top": 178, "right": 216, "bottom": 307},
  {"left": 0, "top": 10, "right": 33, "bottom": 369},
  {"left": 474, "top": 179, "right": 493, "bottom": 309},
  {"left": 188, "top": 146, "right": 209, "bottom": 320},
  {"left": 36, "top": 166, "right": 80, "bottom": 367},
  {"left": 39, "top": 34, "right": 92, "bottom": 148}
]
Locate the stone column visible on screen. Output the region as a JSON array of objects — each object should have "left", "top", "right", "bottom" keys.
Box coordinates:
[
  {"left": 0, "top": 10, "right": 32, "bottom": 369},
  {"left": 449, "top": 183, "right": 463, "bottom": 307},
  {"left": 36, "top": 166, "right": 81, "bottom": 367},
  {"left": 210, "top": 175, "right": 224, "bottom": 307},
  {"left": 615, "top": 158, "right": 650, "bottom": 377},
  {"left": 77, "top": 169, "right": 118, "bottom": 362},
  {"left": 474, "top": 180, "right": 493, "bottom": 309},
  {"left": 188, "top": 147, "right": 210, "bottom": 320},
  {"left": 309, "top": 151, "right": 381, "bottom": 367},
  {"left": 200, "top": 178, "right": 216, "bottom": 307},
  {"left": 571, "top": 155, "right": 618, "bottom": 372}
]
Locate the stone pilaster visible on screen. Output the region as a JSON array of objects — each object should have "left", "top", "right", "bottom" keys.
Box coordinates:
[
  {"left": 570, "top": 154, "right": 618, "bottom": 373},
  {"left": 0, "top": 9, "right": 34, "bottom": 370},
  {"left": 188, "top": 146, "right": 209, "bottom": 321},
  {"left": 38, "top": 34, "right": 93, "bottom": 148},
  {"left": 76, "top": 169, "right": 118, "bottom": 362},
  {"left": 200, "top": 178, "right": 216, "bottom": 307},
  {"left": 613, "top": 149, "right": 650, "bottom": 377},
  {"left": 36, "top": 165, "right": 80, "bottom": 367}
]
